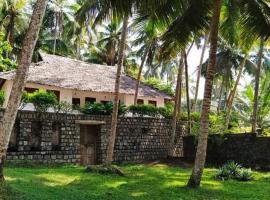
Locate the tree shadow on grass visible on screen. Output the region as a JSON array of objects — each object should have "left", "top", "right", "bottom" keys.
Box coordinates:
[{"left": 3, "top": 165, "right": 270, "bottom": 200}]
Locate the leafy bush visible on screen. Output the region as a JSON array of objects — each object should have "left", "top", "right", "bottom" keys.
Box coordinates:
[
  {"left": 52, "top": 101, "right": 73, "bottom": 113},
  {"left": 157, "top": 103, "right": 174, "bottom": 118},
  {"left": 80, "top": 102, "right": 127, "bottom": 116},
  {"left": 23, "top": 90, "right": 57, "bottom": 112},
  {"left": 0, "top": 90, "right": 5, "bottom": 107},
  {"left": 216, "top": 166, "right": 232, "bottom": 180},
  {"left": 235, "top": 168, "right": 253, "bottom": 181},
  {"left": 128, "top": 104, "right": 160, "bottom": 117},
  {"left": 215, "top": 161, "right": 253, "bottom": 182}
]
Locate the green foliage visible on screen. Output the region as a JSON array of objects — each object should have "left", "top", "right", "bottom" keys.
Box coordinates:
[
  {"left": 0, "top": 90, "right": 5, "bottom": 107},
  {"left": 144, "top": 77, "right": 174, "bottom": 96},
  {"left": 216, "top": 161, "right": 253, "bottom": 182},
  {"left": 80, "top": 102, "right": 127, "bottom": 116},
  {"left": 0, "top": 33, "right": 17, "bottom": 71},
  {"left": 2, "top": 164, "right": 268, "bottom": 200},
  {"left": 234, "top": 73, "right": 270, "bottom": 133},
  {"left": 236, "top": 168, "right": 253, "bottom": 181},
  {"left": 158, "top": 102, "right": 174, "bottom": 118},
  {"left": 128, "top": 104, "right": 160, "bottom": 117},
  {"left": 52, "top": 101, "right": 73, "bottom": 113},
  {"left": 23, "top": 90, "right": 57, "bottom": 112}
]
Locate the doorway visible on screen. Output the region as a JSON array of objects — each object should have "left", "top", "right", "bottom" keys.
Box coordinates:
[{"left": 80, "top": 125, "right": 100, "bottom": 165}]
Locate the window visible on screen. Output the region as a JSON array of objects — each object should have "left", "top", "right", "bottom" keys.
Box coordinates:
[
  {"left": 52, "top": 122, "right": 61, "bottom": 151},
  {"left": 47, "top": 90, "right": 60, "bottom": 102},
  {"left": 137, "top": 99, "right": 144, "bottom": 105},
  {"left": 85, "top": 97, "right": 96, "bottom": 104},
  {"left": 29, "top": 121, "right": 41, "bottom": 151},
  {"left": 72, "top": 98, "right": 80, "bottom": 107},
  {"left": 101, "top": 100, "right": 111, "bottom": 105},
  {"left": 164, "top": 98, "right": 171, "bottom": 105},
  {"left": 148, "top": 100, "right": 157, "bottom": 107},
  {"left": 8, "top": 120, "right": 19, "bottom": 151},
  {"left": 24, "top": 87, "right": 38, "bottom": 93}
]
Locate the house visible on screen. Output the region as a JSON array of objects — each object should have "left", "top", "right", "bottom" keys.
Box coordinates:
[{"left": 0, "top": 53, "right": 172, "bottom": 108}]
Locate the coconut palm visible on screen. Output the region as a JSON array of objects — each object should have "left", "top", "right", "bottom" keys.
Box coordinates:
[
  {"left": 0, "top": 0, "right": 29, "bottom": 46},
  {"left": 234, "top": 72, "right": 270, "bottom": 134},
  {"left": 0, "top": 0, "right": 48, "bottom": 181},
  {"left": 132, "top": 19, "right": 162, "bottom": 104}
]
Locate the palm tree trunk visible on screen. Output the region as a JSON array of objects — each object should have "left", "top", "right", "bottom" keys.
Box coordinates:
[
  {"left": 0, "top": 0, "right": 48, "bottom": 182},
  {"left": 191, "top": 34, "right": 209, "bottom": 112},
  {"left": 217, "top": 78, "right": 224, "bottom": 113},
  {"left": 252, "top": 38, "right": 264, "bottom": 133},
  {"left": 183, "top": 51, "right": 191, "bottom": 135},
  {"left": 187, "top": 0, "right": 222, "bottom": 188},
  {"left": 169, "top": 55, "right": 183, "bottom": 157},
  {"left": 134, "top": 47, "right": 149, "bottom": 105},
  {"left": 5, "top": 12, "right": 15, "bottom": 47},
  {"left": 105, "top": 15, "right": 128, "bottom": 165},
  {"left": 53, "top": 12, "right": 58, "bottom": 55},
  {"left": 225, "top": 55, "right": 248, "bottom": 129}
]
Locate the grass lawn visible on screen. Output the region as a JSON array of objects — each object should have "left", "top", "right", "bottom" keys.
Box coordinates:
[{"left": 1, "top": 163, "right": 270, "bottom": 200}]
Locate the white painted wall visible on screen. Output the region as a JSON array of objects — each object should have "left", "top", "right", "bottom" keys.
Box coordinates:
[{"left": 1, "top": 81, "right": 167, "bottom": 108}]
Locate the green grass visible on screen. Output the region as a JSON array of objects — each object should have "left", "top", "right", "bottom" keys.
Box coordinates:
[{"left": 1, "top": 163, "right": 270, "bottom": 200}]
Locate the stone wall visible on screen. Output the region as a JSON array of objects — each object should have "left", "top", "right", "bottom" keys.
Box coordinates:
[
  {"left": 4, "top": 111, "right": 185, "bottom": 164},
  {"left": 183, "top": 134, "right": 270, "bottom": 169}
]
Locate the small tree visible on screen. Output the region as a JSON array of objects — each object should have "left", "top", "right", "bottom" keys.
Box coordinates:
[{"left": 24, "top": 90, "right": 57, "bottom": 112}]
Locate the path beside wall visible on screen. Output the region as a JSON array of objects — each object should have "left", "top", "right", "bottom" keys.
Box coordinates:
[
  {"left": 183, "top": 134, "right": 270, "bottom": 169},
  {"left": 3, "top": 111, "right": 186, "bottom": 164}
]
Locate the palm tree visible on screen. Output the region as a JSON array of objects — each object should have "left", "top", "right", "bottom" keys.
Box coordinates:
[
  {"left": 106, "top": 15, "right": 129, "bottom": 164},
  {"left": 132, "top": 19, "right": 161, "bottom": 104},
  {"left": 1, "top": 0, "right": 29, "bottom": 46},
  {"left": 234, "top": 72, "right": 270, "bottom": 133},
  {"left": 192, "top": 34, "right": 208, "bottom": 112},
  {"left": 188, "top": 0, "right": 270, "bottom": 187},
  {"left": 169, "top": 55, "right": 183, "bottom": 156},
  {"left": 187, "top": 0, "right": 222, "bottom": 187},
  {"left": 0, "top": 0, "right": 48, "bottom": 181},
  {"left": 252, "top": 38, "right": 265, "bottom": 133}
]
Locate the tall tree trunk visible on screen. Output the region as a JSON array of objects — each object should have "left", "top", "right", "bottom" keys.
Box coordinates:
[
  {"left": 252, "top": 38, "right": 264, "bottom": 133},
  {"left": 5, "top": 12, "right": 15, "bottom": 47},
  {"left": 105, "top": 15, "right": 128, "bottom": 165},
  {"left": 134, "top": 47, "right": 149, "bottom": 105},
  {"left": 187, "top": 0, "right": 222, "bottom": 188},
  {"left": 169, "top": 56, "right": 183, "bottom": 157},
  {"left": 191, "top": 34, "right": 208, "bottom": 112},
  {"left": 225, "top": 55, "right": 248, "bottom": 129},
  {"left": 217, "top": 77, "right": 224, "bottom": 113},
  {"left": 183, "top": 51, "right": 191, "bottom": 135},
  {"left": 0, "top": 0, "right": 48, "bottom": 182},
  {"left": 53, "top": 12, "right": 58, "bottom": 55}
]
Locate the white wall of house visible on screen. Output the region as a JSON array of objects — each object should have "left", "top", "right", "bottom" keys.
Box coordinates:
[{"left": 1, "top": 80, "right": 166, "bottom": 108}]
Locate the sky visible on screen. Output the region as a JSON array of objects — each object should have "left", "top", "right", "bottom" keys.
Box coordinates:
[{"left": 186, "top": 46, "right": 208, "bottom": 99}]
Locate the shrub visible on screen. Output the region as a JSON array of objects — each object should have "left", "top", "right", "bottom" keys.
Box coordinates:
[
  {"left": 80, "top": 102, "right": 127, "bottom": 116},
  {"left": 235, "top": 168, "right": 253, "bottom": 181},
  {"left": 0, "top": 90, "right": 5, "bottom": 107},
  {"left": 128, "top": 104, "right": 160, "bottom": 117},
  {"left": 23, "top": 90, "right": 57, "bottom": 112},
  {"left": 216, "top": 166, "right": 232, "bottom": 181},
  {"left": 158, "top": 103, "right": 174, "bottom": 118},
  {"left": 52, "top": 101, "right": 73, "bottom": 113},
  {"left": 215, "top": 161, "right": 253, "bottom": 182}
]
